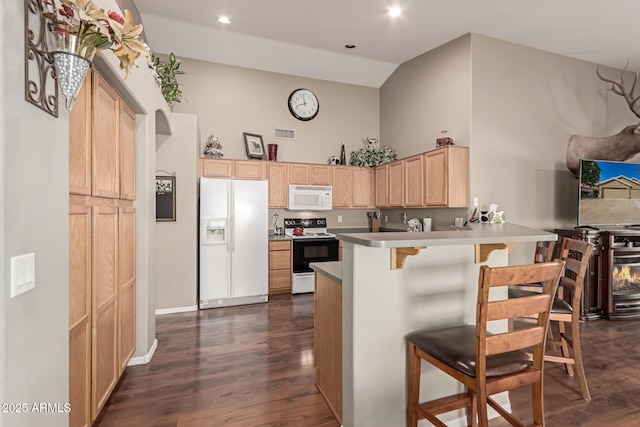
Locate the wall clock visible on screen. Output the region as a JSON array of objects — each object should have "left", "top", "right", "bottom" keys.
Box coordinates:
[{"left": 288, "top": 88, "right": 319, "bottom": 121}]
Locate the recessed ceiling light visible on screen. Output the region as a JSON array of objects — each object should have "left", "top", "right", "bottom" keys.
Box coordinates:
[
  {"left": 217, "top": 16, "right": 231, "bottom": 24},
  {"left": 388, "top": 7, "right": 402, "bottom": 17},
  {"left": 345, "top": 44, "right": 356, "bottom": 49}
]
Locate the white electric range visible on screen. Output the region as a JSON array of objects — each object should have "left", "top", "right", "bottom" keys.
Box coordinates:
[{"left": 284, "top": 218, "right": 339, "bottom": 294}]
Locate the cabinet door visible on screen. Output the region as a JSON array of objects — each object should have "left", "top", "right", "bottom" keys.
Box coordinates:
[
  {"left": 375, "top": 164, "right": 389, "bottom": 208},
  {"left": 69, "top": 74, "right": 92, "bottom": 195},
  {"left": 352, "top": 168, "right": 374, "bottom": 208},
  {"left": 119, "top": 100, "right": 136, "bottom": 200},
  {"left": 92, "top": 72, "right": 120, "bottom": 198},
  {"left": 445, "top": 147, "right": 469, "bottom": 207},
  {"left": 118, "top": 207, "right": 136, "bottom": 373},
  {"left": 92, "top": 206, "right": 119, "bottom": 419},
  {"left": 332, "top": 166, "right": 352, "bottom": 208},
  {"left": 201, "top": 159, "right": 233, "bottom": 177},
  {"left": 235, "top": 160, "right": 266, "bottom": 179},
  {"left": 289, "top": 163, "right": 310, "bottom": 184},
  {"left": 268, "top": 163, "right": 288, "bottom": 208},
  {"left": 310, "top": 165, "right": 333, "bottom": 186},
  {"left": 424, "top": 149, "right": 448, "bottom": 206},
  {"left": 388, "top": 160, "right": 405, "bottom": 207},
  {"left": 69, "top": 204, "right": 91, "bottom": 427},
  {"left": 404, "top": 154, "right": 424, "bottom": 207}
]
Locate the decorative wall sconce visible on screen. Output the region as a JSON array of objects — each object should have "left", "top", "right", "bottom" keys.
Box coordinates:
[{"left": 25, "top": 0, "right": 59, "bottom": 117}]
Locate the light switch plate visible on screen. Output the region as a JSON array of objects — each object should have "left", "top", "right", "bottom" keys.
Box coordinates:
[
  {"left": 338, "top": 215, "right": 343, "bottom": 223},
  {"left": 10, "top": 253, "right": 35, "bottom": 298}
]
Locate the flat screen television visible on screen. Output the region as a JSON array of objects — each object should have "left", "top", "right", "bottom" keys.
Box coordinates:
[{"left": 579, "top": 159, "right": 640, "bottom": 227}]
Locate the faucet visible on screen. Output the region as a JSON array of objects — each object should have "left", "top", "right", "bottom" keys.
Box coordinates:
[{"left": 402, "top": 212, "right": 407, "bottom": 224}]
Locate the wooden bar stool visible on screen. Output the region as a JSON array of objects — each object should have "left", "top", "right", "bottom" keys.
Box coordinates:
[
  {"left": 407, "top": 261, "right": 564, "bottom": 426},
  {"left": 510, "top": 238, "right": 594, "bottom": 401}
]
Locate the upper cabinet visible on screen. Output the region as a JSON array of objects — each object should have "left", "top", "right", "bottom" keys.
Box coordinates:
[
  {"left": 404, "top": 154, "right": 424, "bottom": 207},
  {"left": 332, "top": 166, "right": 352, "bottom": 208},
  {"left": 69, "top": 76, "right": 92, "bottom": 195},
  {"left": 119, "top": 100, "right": 136, "bottom": 200},
  {"left": 387, "top": 160, "right": 405, "bottom": 207},
  {"left": 374, "top": 146, "right": 469, "bottom": 208},
  {"left": 352, "top": 168, "right": 374, "bottom": 208},
  {"left": 310, "top": 165, "right": 333, "bottom": 186},
  {"left": 425, "top": 146, "right": 468, "bottom": 207},
  {"left": 289, "top": 163, "right": 310, "bottom": 184},
  {"left": 375, "top": 164, "right": 389, "bottom": 208},
  {"left": 200, "top": 159, "right": 266, "bottom": 179},
  {"left": 268, "top": 162, "right": 288, "bottom": 208},
  {"left": 92, "top": 71, "right": 120, "bottom": 199}
]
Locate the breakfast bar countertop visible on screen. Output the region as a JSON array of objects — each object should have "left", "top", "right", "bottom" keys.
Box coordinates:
[
  {"left": 336, "top": 222, "right": 556, "bottom": 248},
  {"left": 310, "top": 261, "right": 342, "bottom": 284}
]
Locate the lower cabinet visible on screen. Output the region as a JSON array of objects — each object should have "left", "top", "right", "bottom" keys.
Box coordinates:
[
  {"left": 269, "top": 240, "right": 291, "bottom": 294},
  {"left": 69, "top": 201, "right": 135, "bottom": 425}
]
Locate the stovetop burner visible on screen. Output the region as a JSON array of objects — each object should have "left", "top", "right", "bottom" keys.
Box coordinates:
[{"left": 283, "top": 218, "right": 336, "bottom": 239}]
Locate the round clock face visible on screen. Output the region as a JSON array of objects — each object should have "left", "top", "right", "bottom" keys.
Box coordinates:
[{"left": 288, "top": 88, "right": 319, "bottom": 121}]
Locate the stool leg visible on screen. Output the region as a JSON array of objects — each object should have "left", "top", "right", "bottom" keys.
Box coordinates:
[
  {"left": 466, "top": 389, "right": 477, "bottom": 427},
  {"left": 557, "top": 320, "right": 574, "bottom": 376},
  {"left": 531, "top": 377, "right": 545, "bottom": 426},
  {"left": 571, "top": 319, "right": 591, "bottom": 401},
  {"left": 407, "top": 342, "right": 421, "bottom": 427}
]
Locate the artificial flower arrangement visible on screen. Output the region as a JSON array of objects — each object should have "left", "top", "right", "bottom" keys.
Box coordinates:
[
  {"left": 42, "top": 0, "right": 150, "bottom": 78},
  {"left": 349, "top": 143, "right": 398, "bottom": 168}
]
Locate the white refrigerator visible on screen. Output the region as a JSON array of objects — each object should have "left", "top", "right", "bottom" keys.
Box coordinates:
[{"left": 199, "top": 178, "right": 269, "bottom": 309}]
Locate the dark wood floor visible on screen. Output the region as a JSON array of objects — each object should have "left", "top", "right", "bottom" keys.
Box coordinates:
[{"left": 95, "top": 294, "right": 640, "bottom": 426}]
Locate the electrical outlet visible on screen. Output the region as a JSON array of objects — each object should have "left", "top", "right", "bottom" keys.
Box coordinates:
[
  {"left": 10, "top": 253, "right": 35, "bottom": 298},
  {"left": 385, "top": 215, "right": 388, "bottom": 223},
  {"left": 338, "top": 215, "right": 343, "bottom": 223},
  {"left": 473, "top": 197, "right": 479, "bottom": 207}
]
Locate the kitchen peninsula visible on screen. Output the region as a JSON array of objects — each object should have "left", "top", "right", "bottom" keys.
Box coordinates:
[{"left": 313, "top": 223, "right": 556, "bottom": 427}]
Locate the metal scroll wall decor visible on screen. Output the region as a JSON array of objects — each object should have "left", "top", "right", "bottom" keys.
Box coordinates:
[{"left": 24, "top": 0, "right": 59, "bottom": 117}]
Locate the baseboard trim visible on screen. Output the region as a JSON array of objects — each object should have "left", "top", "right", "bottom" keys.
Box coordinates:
[
  {"left": 127, "top": 339, "right": 158, "bottom": 367},
  {"left": 155, "top": 305, "right": 198, "bottom": 315}
]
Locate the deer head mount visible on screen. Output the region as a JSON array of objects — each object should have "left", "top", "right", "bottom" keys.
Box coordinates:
[
  {"left": 566, "top": 59, "right": 640, "bottom": 178},
  {"left": 596, "top": 59, "right": 640, "bottom": 133}
]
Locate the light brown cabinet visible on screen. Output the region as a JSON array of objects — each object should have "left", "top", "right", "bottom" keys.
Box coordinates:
[
  {"left": 200, "top": 159, "right": 267, "bottom": 179},
  {"left": 118, "top": 206, "right": 136, "bottom": 373},
  {"left": 375, "top": 164, "right": 389, "bottom": 208},
  {"left": 92, "top": 72, "right": 120, "bottom": 199},
  {"left": 68, "top": 204, "right": 92, "bottom": 427},
  {"left": 332, "top": 166, "right": 352, "bottom": 208},
  {"left": 388, "top": 160, "right": 405, "bottom": 207},
  {"left": 268, "top": 162, "right": 289, "bottom": 208},
  {"left": 269, "top": 240, "right": 291, "bottom": 294},
  {"left": 69, "top": 77, "right": 92, "bottom": 196},
  {"left": 69, "top": 70, "right": 136, "bottom": 425},
  {"left": 91, "top": 205, "right": 119, "bottom": 416},
  {"left": 119, "top": 101, "right": 136, "bottom": 200},
  {"left": 289, "top": 163, "right": 310, "bottom": 184},
  {"left": 425, "top": 146, "right": 468, "bottom": 207},
  {"left": 352, "top": 167, "right": 374, "bottom": 208},
  {"left": 310, "top": 165, "right": 333, "bottom": 186},
  {"left": 404, "top": 154, "right": 424, "bottom": 207}
]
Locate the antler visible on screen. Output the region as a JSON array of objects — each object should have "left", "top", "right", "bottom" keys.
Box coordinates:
[{"left": 597, "top": 58, "right": 640, "bottom": 132}]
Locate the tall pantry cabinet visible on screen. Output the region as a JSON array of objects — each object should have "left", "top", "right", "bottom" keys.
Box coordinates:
[{"left": 69, "top": 70, "right": 137, "bottom": 426}]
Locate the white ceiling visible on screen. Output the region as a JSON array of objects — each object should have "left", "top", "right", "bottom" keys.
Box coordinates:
[{"left": 133, "top": 0, "right": 640, "bottom": 88}]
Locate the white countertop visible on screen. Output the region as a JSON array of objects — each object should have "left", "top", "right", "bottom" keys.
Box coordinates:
[{"left": 335, "top": 222, "right": 556, "bottom": 248}]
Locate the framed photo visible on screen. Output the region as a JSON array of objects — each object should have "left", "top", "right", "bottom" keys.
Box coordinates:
[
  {"left": 243, "top": 132, "right": 266, "bottom": 159},
  {"left": 156, "top": 176, "right": 176, "bottom": 222}
]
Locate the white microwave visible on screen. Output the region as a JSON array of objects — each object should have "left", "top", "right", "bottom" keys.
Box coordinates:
[{"left": 288, "top": 185, "right": 332, "bottom": 211}]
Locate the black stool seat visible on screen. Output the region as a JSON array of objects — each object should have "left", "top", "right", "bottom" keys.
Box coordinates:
[
  {"left": 407, "top": 325, "right": 530, "bottom": 378},
  {"left": 509, "top": 288, "right": 573, "bottom": 314}
]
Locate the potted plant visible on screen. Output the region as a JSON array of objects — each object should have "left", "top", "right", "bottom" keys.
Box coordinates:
[{"left": 151, "top": 52, "right": 186, "bottom": 107}]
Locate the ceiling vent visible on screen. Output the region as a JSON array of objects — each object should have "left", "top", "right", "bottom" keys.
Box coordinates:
[{"left": 274, "top": 128, "right": 295, "bottom": 140}]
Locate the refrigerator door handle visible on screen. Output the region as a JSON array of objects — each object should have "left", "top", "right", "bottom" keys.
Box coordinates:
[{"left": 229, "top": 183, "right": 235, "bottom": 253}]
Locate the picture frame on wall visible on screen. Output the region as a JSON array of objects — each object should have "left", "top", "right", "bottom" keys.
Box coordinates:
[
  {"left": 243, "top": 132, "right": 267, "bottom": 159},
  {"left": 156, "top": 175, "right": 176, "bottom": 221}
]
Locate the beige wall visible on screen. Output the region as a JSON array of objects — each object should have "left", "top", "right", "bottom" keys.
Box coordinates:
[
  {"left": 171, "top": 57, "right": 380, "bottom": 165},
  {"left": 469, "top": 34, "right": 637, "bottom": 263},
  {"left": 155, "top": 114, "right": 199, "bottom": 310},
  {"left": 380, "top": 35, "right": 472, "bottom": 158}
]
